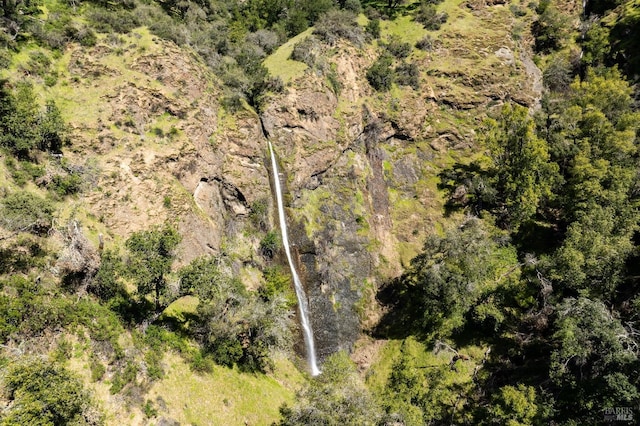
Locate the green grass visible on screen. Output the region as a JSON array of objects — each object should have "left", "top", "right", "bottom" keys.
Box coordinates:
[
  {"left": 381, "top": 14, "right": 428, "bottom": 46},
  {"left": 163, "top": 296, "right": 199, "bottom": 322},
  {"left": 149, "top": 352, "right": 304, "bottom": 426},
  {"left": 42, "top": 27, "right": 165, "bottom": 125},
  {"left": 263, "top": 28, "right": 314, "bottom": 84}
]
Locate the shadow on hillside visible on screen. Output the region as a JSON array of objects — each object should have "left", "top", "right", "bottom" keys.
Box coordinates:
[
  {"left": 372, "top": 277, "right": 426, "bottom": 340},
  {"left": 437, "top": 161, "right": 489, "bottom": 218},
  {"left": 361, "top": 0, "right": 421, "bottom": 18}
]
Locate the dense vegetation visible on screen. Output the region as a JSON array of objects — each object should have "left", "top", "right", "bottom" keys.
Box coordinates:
[
  {"left": 371, "top": 0, "right": 640, "bottom": 423},
  {"left": 0, "top": 0, "right": 639, "bottom": 423}
]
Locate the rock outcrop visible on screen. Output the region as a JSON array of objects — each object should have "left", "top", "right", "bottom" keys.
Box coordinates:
[{"left": 58, "top": 4, "right": 544, "bottom": 360}]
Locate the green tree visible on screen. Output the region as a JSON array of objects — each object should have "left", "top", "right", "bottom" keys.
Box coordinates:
[
  {"left": 542, "top": 54, "right": 573, "bottom": 92},
  {"left": 1, "top": 359, "right": 102, "bottom": 425},
  {"left": 415, "top": 3, "right": 448, "bottom": 30},
  {"left": 90, "top": 249, "right": 124, "bottom": 302},
  {"left": 550, "top": 297, "right": 639, "bottom": 421},
  {"left": 488, "top": 384, "right": 538, "bottom": 426},
  {"left": 366, "top": 53, "right": 394, "bottom": 91},
  {"left": 397, "top": 217, "right": 518, "bottom": 336},
  {"left": 582, "top": 23, "right": 610, "bottom": 67},
  {"left": 178, "top": 255, "right": 228, "bottom": 300},
  {"left": 38, "top": 100, "right": 66, "bottom": 153},
  {"left": 366, "top": 17, "right": 380, "bottom": 39},
  {"left": 278, "top": 351, "right": 386, "bottom": 425},
  {"left": 542, "top": 69, "right": 639, "bottom": 297},
  {"left": 0, "top": 191, "right": 55, "bottom": 235},
  {"left": 0, "top": 82, "right": 39, "bottom": 158},
  {"left": 259, "top": 230, "right": 280, "bottom": 258},
  {"left": 484, "top": 103, "right": 559, "bottom": 230},
  {"left": 532, "top": 5, "right": 570, "bottom": 52},
  {"left": 552, "top": 205, "right": 634, "bottom": 298},
  {"left": 125, "top": 224, "right": 181, "bottom": 312},
  {"left": 180, "top": 256, "right": 293, "bottom": 371}
]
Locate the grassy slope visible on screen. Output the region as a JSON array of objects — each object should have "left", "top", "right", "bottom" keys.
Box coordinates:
[
  {"left": 148, "top": 353, "right": 303, "bottom": 426},
  {"left": 0, "top": 0, "right": 538, "bottom": 421},
  {"left": 263, "top": 28, "right": 313, "bottom": 84},
  {"left": 0, "top": 15, "right": 307, "bottom": 426}
]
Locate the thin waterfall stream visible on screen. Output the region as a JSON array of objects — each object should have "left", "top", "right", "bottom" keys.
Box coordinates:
[{"left": 268, "top": 141, "right": 321, "bottom": 376}]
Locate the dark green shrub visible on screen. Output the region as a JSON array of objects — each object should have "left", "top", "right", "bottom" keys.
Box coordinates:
[
  {"left": 416, "top": 35, "right": 434, "bottom": 51},
  {"left": 6, "top": 159, "right": 45, "bottom": 186},
  {"left": 343, "top": 0, "right": 362, "bottom": 13},
  {"left": 210, "top": 337, "right": 244, "bottom": 367},
  {"left": 39, "top": 100, "right": 67, "bottom": 153},
  {"left": 259, "top": 266, "right": 295, "bottom": 306},
  {"left": 24, "top": 51, "right": 51, "bottom": 77},
  {"left": 221, "top": 92, "right": 244, "bottom": 112},
  {"left": 285, "top": 8, "right": 309, "bottom": 37},
  {"left": 189, "top": 349, "right": 214, "bottom": 373},
  {"left": 144, "top": 349, "right": 164, "bottom": 380},
  {"left": 395, "top": 61, "right": 420, "bottom": 89},
  {"left": 265, "top": 75, "right": 284, "bottom": 94},
  {"left": 49, "top": 173, "right": 83, "bottom": 196},
  {"left": 385, "top": 36, "right": 412, "bottom": 58},
  {"left": 0, "top": 50, "right": 11, "bottom": 69},
  {"left": 2, "top": 359, "right": 100, "bottom": 425},
  {"left": 302, "top": 0, "right": 335, "bottom": 23},
  {"left": 143, "top": 400, "right": 158, "bottom": 418},
  {"left": 510, "top": 3, "right": 528, "bottom": 16},
  {"left": 0, "top": 191, "right": 55, "bottom": 234},
  {"left": 543, "top": 55, "right": 573, "bottom": 92},
  {"left": 52, "top": 338, "right": 72, "bottom": 362},
  {"left": 314, "top": 10, "right": 364, "bottom": 46},
  {"left": 148, "top": 17, "right": 187, "bottom": 44},
  {"left": 532, "top": 6, "right": 569, "bottom": 52},
  {"left": 249, "top": 198, "right": 269, "bottom": 232},
  {"left": 90, "top": 358, "right": 106, "bottom": 382},
  {"left": 246, "top": 29, "right": 280, "bottom": 55},
  {"left": 366, "top": 18, "right": 381, "bottom": 39},
  {"left": 110, "top": 361, "right": 138, "bottom": 394},
  {"left": 366, "top": 54, "right": 394, "bottom": 91},
  {"left": 290, "top": 35, "right": 320, "bottom": 67},
  {"left": 259, "top": 231, "right": 280, "bottom": 258},
  {"left": 88, "top": 8, "right": 140, "bottom": 34},
  {"left": 90, "top": 249, "right": 125, "bottom": 302},
  {"left": 326, "top": 65, "right": 342, "bottom": 95},
  {"left": 78, "top": 26, "right": 98, "bottom": 46},
  {"left": 0, "top": 82, "right": 40, "bottom": 158},
  {"left": 44, "top": 72, "right": 58, "bottom": 87},
  {"left": 0, "top": 235, "right": 47, "bottom": 274},
  {"left": 415, "top": 4, "right": 448, "bottom": 30}
]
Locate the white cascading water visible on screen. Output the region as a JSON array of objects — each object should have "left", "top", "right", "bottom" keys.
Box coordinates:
[{"left": 268, "top": 141, "right": 321, "bottom": 376}]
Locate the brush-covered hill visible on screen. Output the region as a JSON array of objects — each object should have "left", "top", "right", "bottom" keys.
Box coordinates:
[{"left": 1, "top": 0, "right": 639, "bottom": 424}]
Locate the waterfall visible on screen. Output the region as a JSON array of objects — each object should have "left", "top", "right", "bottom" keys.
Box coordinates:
[
  {"left": 268, "top": 141, "right": 321, "bottom": 376},
  {"left": 193, "top": 181, "right": 205, "bottom": 211}
]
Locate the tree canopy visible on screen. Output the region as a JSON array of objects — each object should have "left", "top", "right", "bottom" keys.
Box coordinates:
[{"left": 125, "top": 224, "right": 181, "bottom": 312}]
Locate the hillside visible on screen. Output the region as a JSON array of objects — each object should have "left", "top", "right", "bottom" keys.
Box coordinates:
[{"left": 1, "top": 0, "right": 639, "bottom": 424}]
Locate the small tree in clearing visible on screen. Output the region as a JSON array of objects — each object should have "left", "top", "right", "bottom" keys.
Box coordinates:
[{"left": 125, "top": 224, "right": 181, "bottom": 313}]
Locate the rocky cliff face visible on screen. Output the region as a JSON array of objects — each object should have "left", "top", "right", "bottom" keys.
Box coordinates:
[
  {"left": 57, "top": 1, "right": 542, "bottom": 360},
  {"left": 56, "top": 29, "right": 270, "bottom": 271},
  {"left": 258, "top": 2, "right": 542, "bottom": 357}
]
